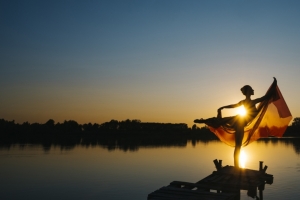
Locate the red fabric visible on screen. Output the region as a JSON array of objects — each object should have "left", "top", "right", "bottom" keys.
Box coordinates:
[{"left": 207, "top": 85, "right": 292, "bottom": 147}]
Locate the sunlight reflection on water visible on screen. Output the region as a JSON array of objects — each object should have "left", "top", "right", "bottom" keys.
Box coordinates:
[
  {"left": 1, "top": 138, "right": 300, "bottom": 200},
  {"left": 240, "top": 149, "right": 247, "bottom": 168}
]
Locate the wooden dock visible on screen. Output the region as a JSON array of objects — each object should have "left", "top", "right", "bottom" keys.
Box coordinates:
[{"left": 148, "top": 159, "right": 273, "bottom": 200}]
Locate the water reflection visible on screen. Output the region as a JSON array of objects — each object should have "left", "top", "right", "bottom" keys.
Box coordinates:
[
  {"left": 240, "top": 149, "right": 247, "bottom": 168},
  {"left": 1, "top": 138, "right": 300, "bottom": 200},
  {"left": 257, "top": 137, "right": 300, "bottom": 154},
  {"left": 1, "top": 137, "right": 300, "bottom": 155}
]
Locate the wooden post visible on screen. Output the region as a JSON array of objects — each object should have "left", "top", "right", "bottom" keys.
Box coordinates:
[
  {"left": 259, "top": 189, "right": 263, "bottom": 200},
  {"left": 259, "top": 183, "right": 265, "bottom": 200},
  {"left": 259, "top": 161, "right": 263, "bottom": 171},
  {"left": 219, "top": 160, "right": 222, "bottom": 168},
  {"left": 213, "top": 159, "right": 219, "bottom": 170},
  {"left": 213, "top": 159, "right": 221, "bottom": 171},
  {"left": 258, "top": 175, "right": 265, "bottom": 200},
  {"left": 247, "top": 187, "right": 257, "bottom": 198}
]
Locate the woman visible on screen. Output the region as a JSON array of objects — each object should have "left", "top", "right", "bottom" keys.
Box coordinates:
[{"left": 194, "top": 78, "right": 278, "bottom": 168}]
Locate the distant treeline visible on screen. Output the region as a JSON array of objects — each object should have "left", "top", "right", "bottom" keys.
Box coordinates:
[
  {"left": 0, "top": 118, "right": 217, "bottom": 151},
  {"left": 1, "top": 118, "right": 300, "bottom": 135},
  {"left": 0, "top": 118, "right": 206, "bottom": 134},
  {"left": 0, "top": 118, "right": 299, "bottom": 152}
]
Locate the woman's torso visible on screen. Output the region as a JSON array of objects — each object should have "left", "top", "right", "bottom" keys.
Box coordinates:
[{"left": 241, "top": 99, "right": 259, "bottom": 120}]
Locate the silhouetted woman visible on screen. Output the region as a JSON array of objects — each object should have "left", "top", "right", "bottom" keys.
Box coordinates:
[{"left": 194, "top": 78, "right": 278, "bottom": 168}]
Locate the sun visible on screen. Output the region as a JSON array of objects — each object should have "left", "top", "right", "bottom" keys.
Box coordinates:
[{"left": 237, "top": 105, "right": 247, "bottom": 116}]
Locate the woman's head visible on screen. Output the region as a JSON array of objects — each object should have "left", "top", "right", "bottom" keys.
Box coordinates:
[{"left": 241, "top": 85, "right": 254, "bottom": 95}]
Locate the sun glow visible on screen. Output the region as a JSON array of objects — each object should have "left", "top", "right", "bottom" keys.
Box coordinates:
[
  {"left": 240, "top": 150, "right": 247, "bottom": 168},
  {"left": 237, "top": 106, "right": 247, "bottom": 116}
]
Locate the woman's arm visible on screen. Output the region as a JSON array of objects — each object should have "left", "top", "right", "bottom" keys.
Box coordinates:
[
  {"left": 253, "top": 77, "right": 277, "bottom": 104},
  {"left": 218, "top": 101, "right": 242, "bottom": 111}
]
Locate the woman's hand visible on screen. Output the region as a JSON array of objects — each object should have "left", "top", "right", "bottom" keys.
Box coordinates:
[
  {"left": 273, "top": 77, "right": 277, "bottom": 86},
  {"left": 270, "top": 77, "right": 277, "bottom": 92}
]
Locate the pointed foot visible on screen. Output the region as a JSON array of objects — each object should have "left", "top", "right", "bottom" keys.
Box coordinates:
[{"left": 194, "top": 118, "right": 206, "bottom": 123}]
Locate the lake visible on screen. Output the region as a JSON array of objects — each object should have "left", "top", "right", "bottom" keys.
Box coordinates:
[{"left": 1, "top": 138, "right": 300, "bottom": 200}]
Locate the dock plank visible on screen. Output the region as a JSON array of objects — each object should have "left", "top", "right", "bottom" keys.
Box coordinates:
[
  {"left": 148, "top": 160, "right": 274, "bottom": 200},
  {"left": 148, "top": 186, "right": 237, "bottom": 200}
]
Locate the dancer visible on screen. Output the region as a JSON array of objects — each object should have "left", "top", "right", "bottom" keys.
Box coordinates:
[{"left": 194, "top": 78, "right": 292, "bottom": 168}]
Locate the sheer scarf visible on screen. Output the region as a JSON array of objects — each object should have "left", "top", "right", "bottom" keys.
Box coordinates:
[{"left": 207, "top": 84, "right": 292, "bottom": 147}]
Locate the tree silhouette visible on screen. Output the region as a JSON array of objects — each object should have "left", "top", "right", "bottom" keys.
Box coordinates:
[
  {"left": 101, "top": 119, "right": 119, "bottom": 130},
  {"left": 45, "top": 119, "right": 55, "bottom": 127},
  {"left": 292, "top": 117, "right": 300, "bottom": 127}
]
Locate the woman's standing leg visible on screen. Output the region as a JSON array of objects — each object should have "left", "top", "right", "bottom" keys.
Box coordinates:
[{"left": 234, "top": 124, "right": 244, "bottom": 168}]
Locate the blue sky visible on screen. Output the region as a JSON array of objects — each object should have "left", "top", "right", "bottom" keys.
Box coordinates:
[{"left": 1, "top": 0, "right": 299, "bottom": 126}]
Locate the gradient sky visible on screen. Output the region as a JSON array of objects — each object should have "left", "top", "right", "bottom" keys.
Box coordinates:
[{"left": 1, "top": 0, "right": 299, "bottom": 127}]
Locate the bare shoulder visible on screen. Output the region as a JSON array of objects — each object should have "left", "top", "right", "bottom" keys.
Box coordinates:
[
  {"left": 237, "top": 100, "right": 243, "bottom": 106},
  {"left": 252, "top": 97, "right": 264, "bottom": 104}
]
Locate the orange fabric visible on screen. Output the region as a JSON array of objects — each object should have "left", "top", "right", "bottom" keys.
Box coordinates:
[{"left": 207, "top": 84, "right": 292, "bottom": 147}]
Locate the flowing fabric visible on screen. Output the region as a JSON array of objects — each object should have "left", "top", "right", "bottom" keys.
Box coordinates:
[{"left": 204, "top": 83, "right": 292, "bottom": 147}]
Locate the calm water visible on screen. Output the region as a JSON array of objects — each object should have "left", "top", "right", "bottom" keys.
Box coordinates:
[{"left": 1, "top": 138, "right": 300, "bottom": 200}]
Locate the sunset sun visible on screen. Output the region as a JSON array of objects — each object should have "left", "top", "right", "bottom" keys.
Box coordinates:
[{"left": 237, "top": 106, "right": 247, "bottom": 116}]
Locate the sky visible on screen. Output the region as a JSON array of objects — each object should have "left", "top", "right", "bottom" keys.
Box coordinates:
[{"left": 1, "top": 0, "right": 300, "bottom": 127}]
